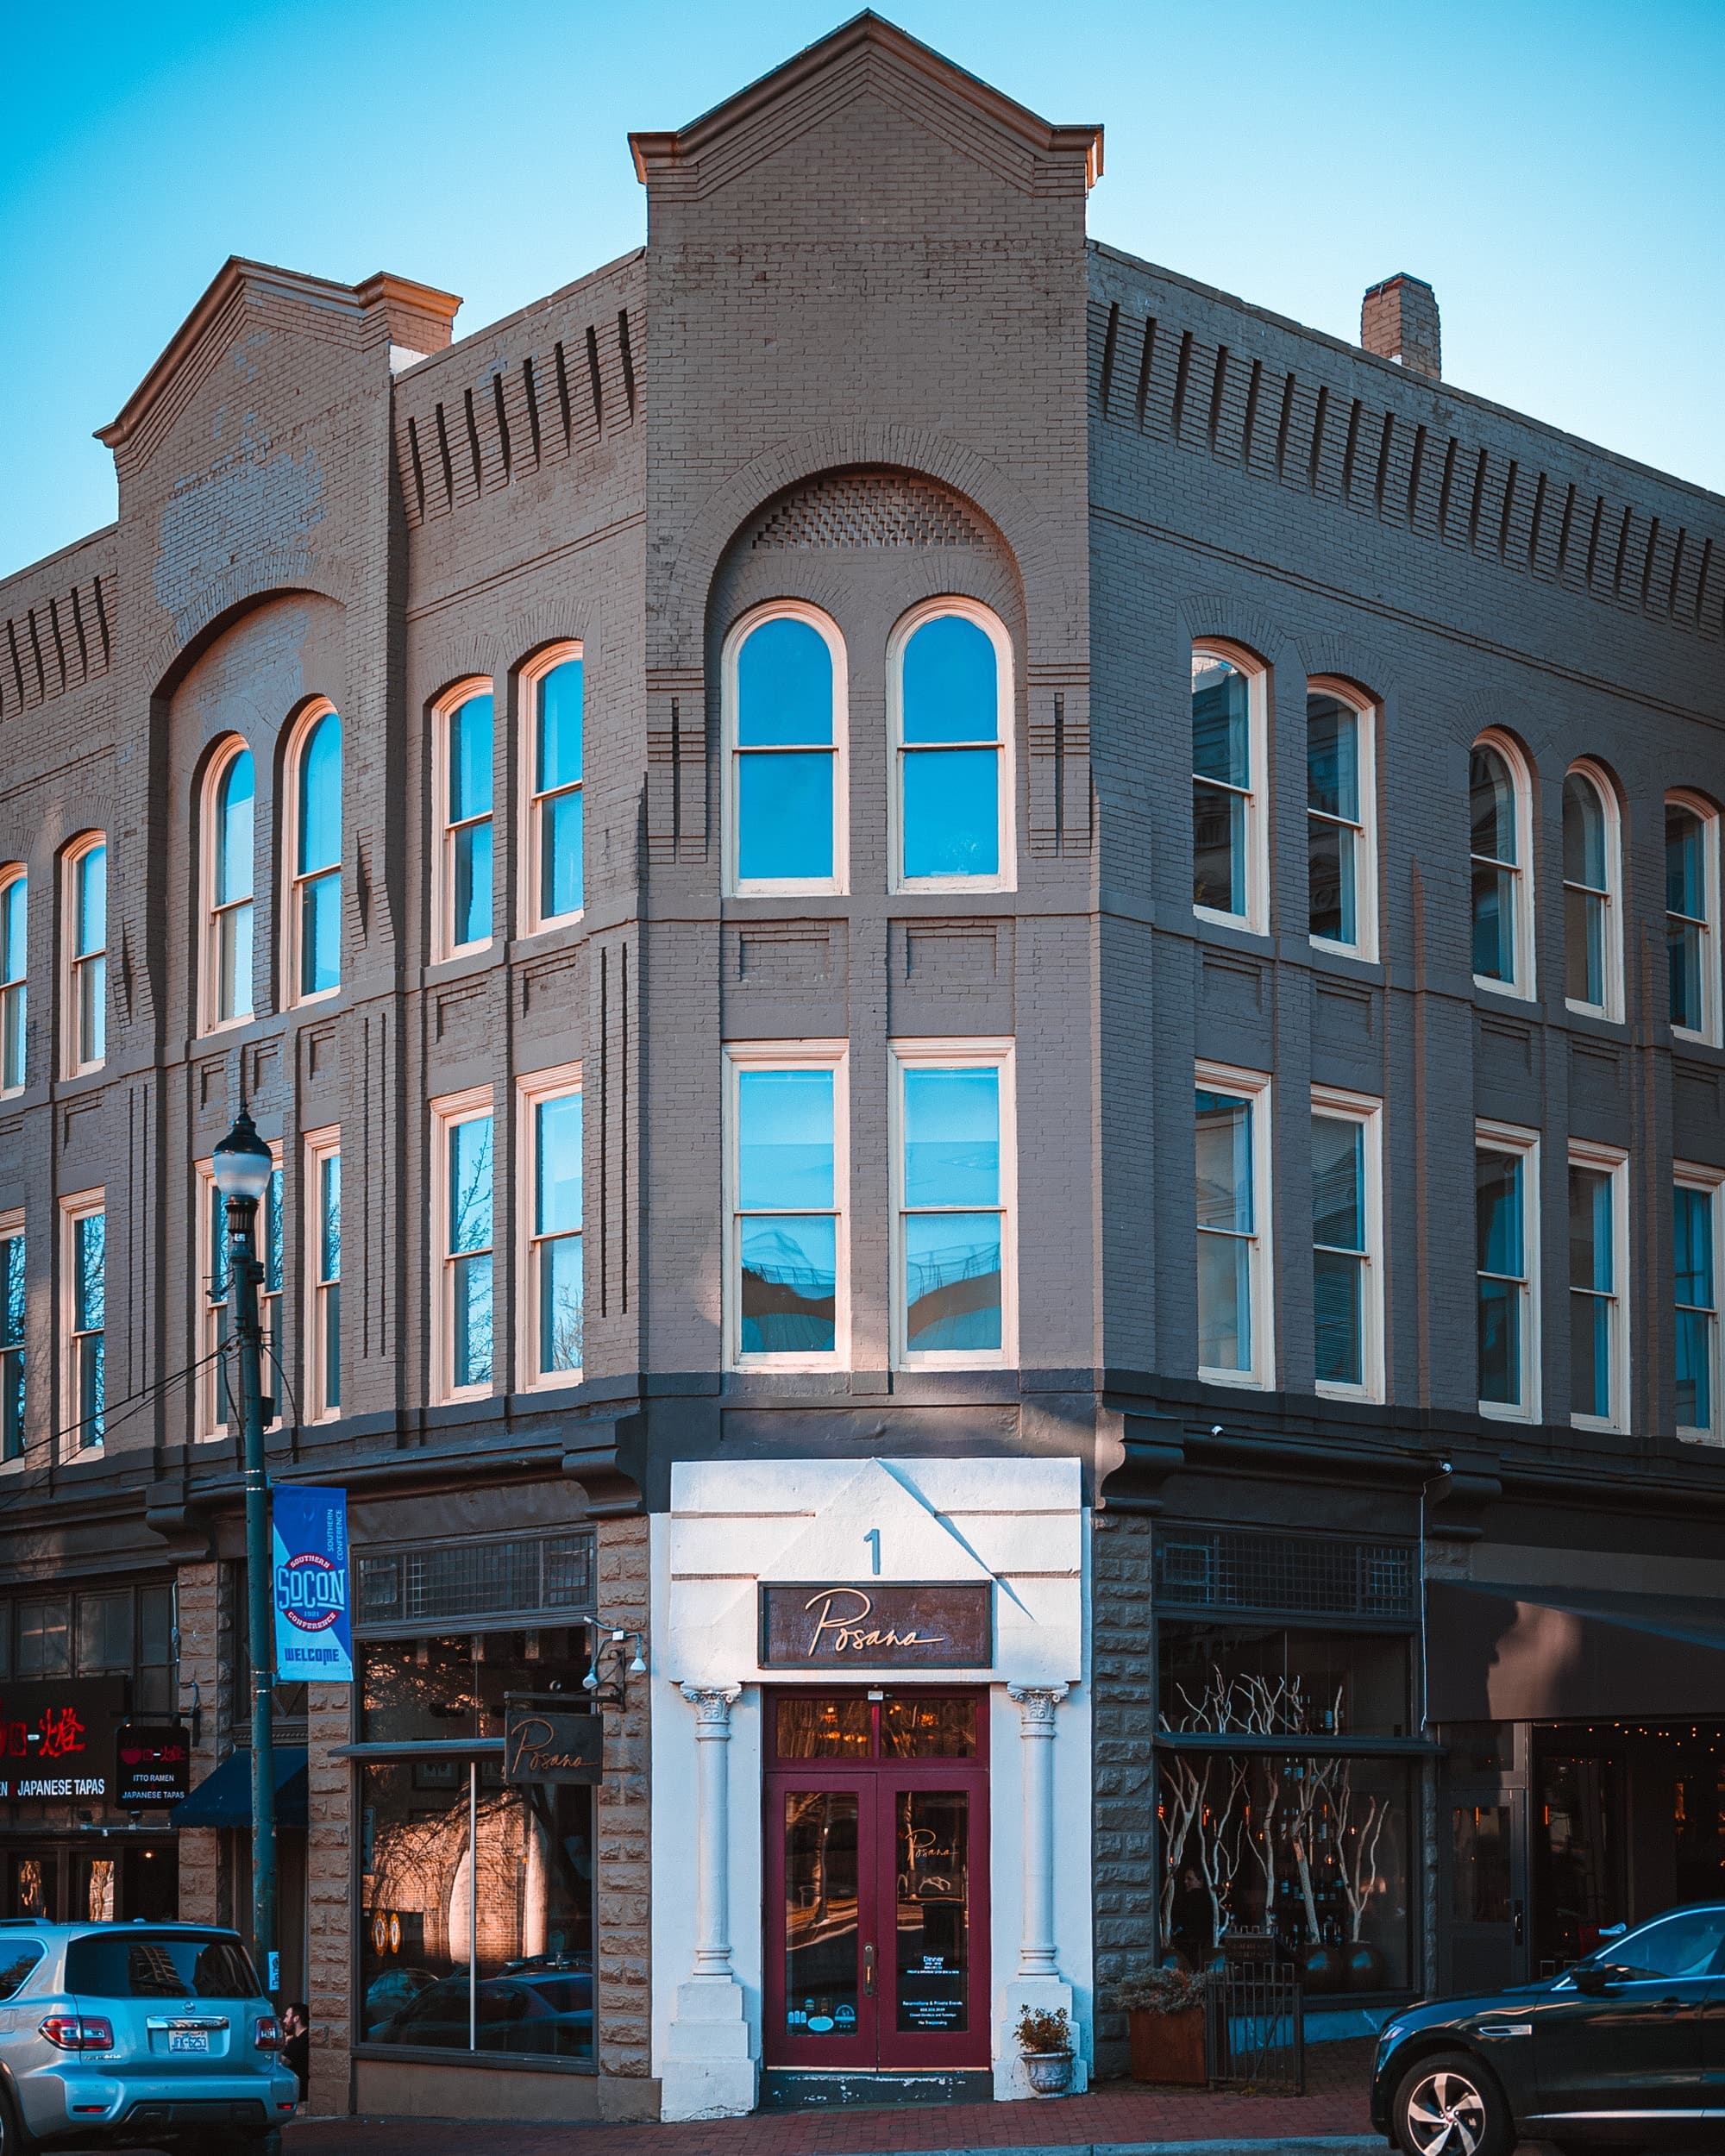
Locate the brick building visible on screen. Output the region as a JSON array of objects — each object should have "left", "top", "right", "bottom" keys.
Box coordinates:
[{"left": 0, "top": 10, "right": 1722, "bottom": 2125}]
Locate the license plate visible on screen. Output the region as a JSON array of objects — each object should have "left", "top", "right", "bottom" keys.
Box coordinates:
[{"left": 167, "top": 2031, "right": 209, "bottom": 2054}]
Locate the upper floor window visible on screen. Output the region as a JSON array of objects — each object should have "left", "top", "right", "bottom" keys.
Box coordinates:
[
  {"left": 1666, "top": 794, "right": 1718, "bottom": 1044},
  {"left": 306, "top": 1127, "right": 341, "bottom": 1422},
  {"left": 1195, "top": 1062, "right": 1273, "bottom": 1385},
  {"left": 435, "top": 1091, "right": 494, "bottom": 1401},
  {"left": 1675, "top": 1166, "right": 1723, "bottom": 1439},
  {"left": 1312, "top": 1089, "right": 1383, "bottom": 1400},
  {"left": 204, "top": 742, "right": 255, "bottom": 1030},
  {"left": 1193, "top": 647, "right": 1267, "bottom": 931},
  {"left": 727, "top": 1046, "right": 845, "bottom": 1368},
  {"left": 199, "top": 1153, "right": 281, "bottom": 1439},
  {"left": 1307, "top": 686, "right": 1376, "bottom": 957},
  {"left": 0, "top": 1211, "right": 22, "bottom": 1464},
  {"left": 1477, "top": 1123, "right": 1539, "bottom": 1420},
  {"left": 1563, "top": 763, "right": 1622, "bottom": 1020},
  {"left": 288, "top": 705, "right": 342, "bottom": 1002},
  {"left": 893, "top": 1044, "right": 1013, "bottom": 1366},
  {"left": 64, "top": 837, "right": 106, "bottom": 1075},
  {"left": 725, "top": 609, "right": 845, "bottom": 894},
  {"left": 1470, "top": 735, "right": 1534, "bottom": 996},
  {"left": 436, "top": 686, "right": 493, "bottom": 958},
  {"left": 520, "top": 1068, "right": 584, "bottom": 1387},
  {"left": 523, "top": 648, "right": 583, "bottom": 933},
  {"left": 62, "top": 1189, "right": 104, "bottom": 1450},
  {"left": 892, "top": 604, "right": 1012, "bottom": 892},
  {"left": 0, "top": 872, "right": 25, "bottom": 1094},
  {"left": 1569, "top": 1144, "right": 1627, "bottom": 1431}
]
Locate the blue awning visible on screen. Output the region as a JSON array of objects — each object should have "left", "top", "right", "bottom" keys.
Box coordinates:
[{"left": 172, "top": 1747, "right": 307, "bottom": 1830}]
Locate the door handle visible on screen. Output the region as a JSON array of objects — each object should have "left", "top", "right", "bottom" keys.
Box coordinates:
[
  {"left": 862, "top": 1943, "right": 876, "bottom": 1996},
  {"left": 1512, "top": 1898, "right": 1525, "bottom": 1948}
]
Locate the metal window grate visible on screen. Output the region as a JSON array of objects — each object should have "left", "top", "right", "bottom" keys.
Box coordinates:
[
  {"left": 1154, "top": 1528, "right": 1416, "bottom": 1621},
  {"left": 356, "top": 1531, "right": 596, "bottom": 1630}
]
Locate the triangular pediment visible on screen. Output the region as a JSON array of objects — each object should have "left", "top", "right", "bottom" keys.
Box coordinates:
[{"left": 630, "top": 11, "right": 1101, "bottom": 203}]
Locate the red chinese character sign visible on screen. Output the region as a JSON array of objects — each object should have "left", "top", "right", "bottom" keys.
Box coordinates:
[{"left": 0, "top": 1679, "right": 126, "bottom": 1801}]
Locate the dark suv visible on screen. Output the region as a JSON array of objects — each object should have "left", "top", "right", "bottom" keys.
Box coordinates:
[
  {"left": 1372, "top": 1902, "right": 1725, "bottom": 2154},
  {"left": 0, "top": 1921, "right": 297, "bottom": 2153}
]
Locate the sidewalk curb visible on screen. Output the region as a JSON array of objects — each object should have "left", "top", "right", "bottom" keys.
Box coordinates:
[{"left": 825, "top": 2141, "right": 1385, "bottom": 2156}]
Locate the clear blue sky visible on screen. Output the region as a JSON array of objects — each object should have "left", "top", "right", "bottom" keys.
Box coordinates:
[{"left": 3, "top": 0, "right": 1722, "bottom": 580}]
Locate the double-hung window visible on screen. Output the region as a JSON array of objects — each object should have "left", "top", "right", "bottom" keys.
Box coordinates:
[
  {"left": 0, "top": 872, "right": 25, "bottom": 1094},
  {"left": 524, "top": 647, "right": 583, "bottom": 932},
  {"left": 520, "top": 1069, "right": 583, "bottom": 1386},
  {"left": 893, "top": 1044, "right": 1013, "bottom": 1366},
  {"left": 199, "top": 1154, "right": 282, "bottom": 1438},
  {"left": 1675, "top": 1168, "right": 1723, "bottom": 1439},
  {"left": 65, "top": 837, "right": 106, "bottom": 1075},
  {"left": 0, "top": 1211, "right": 22, "bottom": 1463},
  {"left": 1311, "top": 1089, "right": 1381, "bottom": 1398},
  {"left": 728, "top": 1046, "right": 846, "bottom": 1366},
  {"left": 288, "top": 705, "right": 342, "bottom": 1001},
  {"left": 1195, "top": 1063, "right": 1272, "bottom": 1385},
  {"left": 1476, "top": 1125, "right": 1539, "bottom": 1419},
  {"left": 438, "top": 686, "right": 494, "bottom": 956},
  {"left": 1667, "top": 795, "right": 1718, "bottom": 1044},
  {"left": 892, "top": 604, "right": 1012, "bottom": 892},
  {"left": 1470, "top": 736, "right": 1534, "bottom": 995},
  {"left": 727, "top": 609, "right": 844, "bottom": 893},
  {"left": 62, "top": 1191, "right": 104, "bottom": 1450},
  {"left": 306, "top": 1127, "right": 341, "bottom": 1421},
  {"left": 204, "top": 742, "right": 255, "bottom": 1028},
  {"left": 1307, "top": 686, "right": 1376, "bottom": 956},
  {"left": 436, "top": 1092, "right": 494, "bottom": 1399},
  {"left": 1569, "top": 1144, "right": 1627, "bottom": 1430},
  {"left": 1562, "top": 764, "right": 1621, "bottom": 1020},
  {"left": 1192, "top": 648, "right": 1265, "bottom": 931}
]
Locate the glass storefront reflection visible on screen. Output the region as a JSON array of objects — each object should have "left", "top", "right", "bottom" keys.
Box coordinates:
[
  {"left": 782, "top": 1789, "right": 860, "bottom": 2037},
  {"left": 895, "top": 1789, "right": 968, "bottom": 2032}
]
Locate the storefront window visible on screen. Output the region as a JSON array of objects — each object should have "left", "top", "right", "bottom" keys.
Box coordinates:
[
  {"left": 360, "top": 1630, "right": 589, "bottom": 1745},
  {"left": 1159, "top": 1622, "right": 1411, "bottom": 1739}
]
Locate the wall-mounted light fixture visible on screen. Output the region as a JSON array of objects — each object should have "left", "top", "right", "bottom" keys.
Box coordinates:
[{"left": 582, "top": 1624, "right": 648, "bottom": 1707}]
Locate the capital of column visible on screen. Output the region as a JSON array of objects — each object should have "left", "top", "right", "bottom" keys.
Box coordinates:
[
  {"left": 1007, "top": 1681, "right": 1069, "bottom": 1733},
  {"left": 681, "top": 1681, "right": 741, "bottom": 1735}
]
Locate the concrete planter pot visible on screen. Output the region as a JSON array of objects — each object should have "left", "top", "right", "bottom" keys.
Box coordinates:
[
  {"left": 1022, "top": 2047, "right": 1075, "bottom": 2096},
  {"left": 1127, "top": 2004, "right": 1207, "bottom": 2086}
]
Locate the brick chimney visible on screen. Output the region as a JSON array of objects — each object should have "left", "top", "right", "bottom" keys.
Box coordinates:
[{"left": 1361, "top": 273, "right": 1440, "bottom": 380}]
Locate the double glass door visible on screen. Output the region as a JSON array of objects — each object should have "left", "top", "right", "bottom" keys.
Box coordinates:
[{"left": 764, "top": 1690, "right": 989, "bottom": 2072}]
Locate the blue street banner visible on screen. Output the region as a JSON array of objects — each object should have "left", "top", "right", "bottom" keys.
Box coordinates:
[{"left": 272, "top": 1485, "right": 353, "bottom": 1683}]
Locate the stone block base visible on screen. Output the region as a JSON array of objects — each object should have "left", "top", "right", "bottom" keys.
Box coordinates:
[
  {"left": 660, "top": 1977, "right": 758, "bottom": 2121},
  {"left": 994, "top": 1977, "right": 1088, "bottom": 2101}
]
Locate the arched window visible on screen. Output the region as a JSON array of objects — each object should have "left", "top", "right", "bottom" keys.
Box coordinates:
[
  {"left": 204, "top": 742, "right": 255, "bottom": 1029},
  {"left": 436, "top": 684, "right": 494, "bottom": 956},
  {"left": 1307, "top": 682, "right": 1377, "bottom": 956},
  {"left": 1193, "top": 644, "right": 1267, "bottom": 931},
  {"left": 891, "top": 602, "right": 1012, "bottom": 891},
  {"left": 724, "top": 607, "right": 845, "bottom": 893},
  {"left": 287, "top": 705, "right": 342, "bottom": 1002},
  {"left": 63, "top": 836, "right": 106, "bottom": 1075},
  {"left": 1469, "top": 734, "right": 1534, "bottom": 994},
  {"left": 0, "top": 870, "right": 26, "bottom": 1094},
  {"left": 521, "top": 645, "right": 583, "bottom": 934},
  {"left": 1562, "top": 762, "right": 1622, "bottom": 1020},
  {"left": 1666, "top": 793, "right": 1720, "bottom": 1044}
]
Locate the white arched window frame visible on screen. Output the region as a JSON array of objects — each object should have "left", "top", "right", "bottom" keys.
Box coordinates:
[
  {"left": 1192, "top": 641, "right": 1270, "bottom": 936},
  {"left": 282, "top": 699, "right": 343, "bottom": 1007},
  {"left": 0, "top": 868, "right": 26, "bottom": 1095},
  {"left": 722, "top": 603, "right": 849, "bottom": 898},
  {"left": 1561, "top": 759, "right": 1623, "bottom": 1023},
  {"left": 199, "top": 736, "right": 256, "bottom": 1033},
  {"left": 1306, "top": 679, "right": 1378, "bottom": 962},
  {"left": 1666, "top": 789, "right": 1721, "bottom": 1048},
  {"left": 888, "top": 598, "right": 1015, "bottom": 897},
  {"left": 518, "top": 641, "right": 585, "bottom": 938},
  {"left": 432, "top": 678, "right": 497, "bottom": 962},
  {"left": 1469, "top": 730, "right": 1536, "bottom": 1000},
  {"left": 62, "top": 834, "right": 107, "bottom": 1078}
]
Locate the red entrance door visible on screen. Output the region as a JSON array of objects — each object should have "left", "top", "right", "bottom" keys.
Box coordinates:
[{"left": 763, "top": 1690, "right": 990, "bottom": 2072}]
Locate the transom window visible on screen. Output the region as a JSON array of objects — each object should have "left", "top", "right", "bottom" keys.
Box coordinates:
[
  {"left": 439, "top": 687, "right": 493, "bottom": 956},
  {"left": 524, "top": 649, "right": 583, "bottom": 931},
  {"left": 1562, "top": 764, "right": 1620, "bottom": 1019},
  {"left": 1192, "top": 649, "right": 1266, "bottom": 931},
  {"left": 1666, "top": 795, "right": 1718, "bottom": 1043},
  {"left": 1477, "top": 1125, "right": 1538, "bottom": 1419},
  {"left": 892, "top": 605, "right": 1011, "bottom": 891},
  {"left": 289, "top": 706, "right": 342, "bottom": 1001},
  {"left": 727, "top": 1049, "right": 844, "bottom": 1366},
  {"left": 1195, "top": 1065, "right": 1271, "bottom": 1385},
  {"left": 204, "top": 742, "right": 255, "bottom": 1028},
  {"left": 521, "top": 1070, "right": 584, "bottom": 1386},
  {"left": 894, "top": 1046, "right": 1013, "bottom": 1366},
  {"left": 65, "top": 837, "right": 106, "bottom": 1075},
  {"left": 1470, "top": 736, "right": 1533, "bottom": 995},
  {"left": 0, "top": 872, "right": 25, "bottom": 1094},
  {"left": 1675, "top": 1169, "right": 1722, "bottom": 1439},
  {"left": 1569, "top": 1146, "right": 1626, "bottom": 1430},
  {"left": 1307, "top": 687, "right": 1375, "bottom": 956},
  {"left": 727, "top": 610, "right": 844, "bottom": 893}
]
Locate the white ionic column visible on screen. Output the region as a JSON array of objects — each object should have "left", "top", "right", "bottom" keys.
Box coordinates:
[
  {"left": 661, "top": 1682, "right": 757, "bottom": 2122},
  {"left": 685, "top": 1683, "right": 740, "bottom": 1980},
  {"left": 1007, "top": 1681, "right": 1068, "bottom": 1977}
]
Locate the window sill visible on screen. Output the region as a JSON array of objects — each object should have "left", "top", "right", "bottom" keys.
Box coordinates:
[
  {"left": 1472, "top": 976, "right": 1535, "bottom": 1004},
  {"left": 1194, "top": 906, "right": 1267, "bottom": 939},
  {"left": 1477, "top": 1399, "right": 1536, "bottom": 1423},
  {"left": 1199, "top": 1366, "right": 1270, "bottom": 1391}
]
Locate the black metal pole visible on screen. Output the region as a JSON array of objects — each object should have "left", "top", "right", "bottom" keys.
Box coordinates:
[{"left": 228, "top": 1188, "right": 278, "bottom": 1995}]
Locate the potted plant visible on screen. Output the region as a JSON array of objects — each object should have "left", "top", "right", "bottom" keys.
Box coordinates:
[
  {"left": 1015, "top": 2005, "right": 1075, "bottom": 2096},
  {"left": 1113, "top": 1965, "right": 1208, "bottom": 2086}
]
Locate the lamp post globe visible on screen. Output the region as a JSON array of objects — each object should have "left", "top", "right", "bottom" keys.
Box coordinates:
[{"left": 212, "top": 1108, "right": 274, "bottom": 1206}]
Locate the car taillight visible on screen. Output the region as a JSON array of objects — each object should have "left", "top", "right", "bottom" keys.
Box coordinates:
[
  {"left": 40, "top": 2014, "right": 114, "bottom": 2052},
  {"left": 254, "top": 2015, "right": 281, "bottom": 2051}
]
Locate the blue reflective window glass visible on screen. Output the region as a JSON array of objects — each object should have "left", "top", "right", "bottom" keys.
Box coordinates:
[
  {"left": 321, "top": 1154, "right": 342, "bottom": 1287},
  {"left": 454, "top": 823, "right": 492, "bottom": 950},
  {"left": 1476, "top": 1150, "right": 1524, "bottom": 1280},
  {"left": 298, "top": 715, "right": 342, "bottom": 876},
  {"left": 2, "top": 877, "right": 24, "bottom": 984},
  {"left": 536, "top": 1094, "right": 584, "bottom": 1237},
  {"left": 904, "top": 1213, "right": 1001, "bottom": 1353},
  {"left": 1193, "top": 659, "right": 1250, "bottom": 788},
  {"left": 448, "top": 1116, "right": 493, "bottom": 1257},
  {"left": 738, "top": 619, "right": 833, "bottom": 747},
  {"left": 903, "top": 749, "right": 998, "bottom": 881},
  {"left": 448, "top": 696, "right": 494, "bottom": 824},
  {"left": 76, "top": 846, "right": 106, "bottom": 959},
  {"left": 740, "top": 1215, "right": 837, "bottom": 1356},
  {"left": 539, "top": 1235, "right": 584, "bottom": 1375},
  {"left": 739, "top": 1071, "right": 834, "bottom": 1211},
  {"left": 301, "top": 874, "right": 340, "bottom": 998},
  {"left": 216, "top": 752, "right": 254, "bottom": 908},
  {"left": 536, "top": 662, "right": 583, "bottom": 793},
  {"left": 75, "top": 1212, "right": 104, "bottom": 1335},
  {"left": 904, "top": 1069, "right": 999, "bottom": 1209},
  {"left": 542, "top": 792, "right": 583, "bottom": 922},
  {"left": 738, "top": 754, "right": 834, "bottom": 882},
  {"left": 902, "top": 617, "right": 997, "bottom": 746}
]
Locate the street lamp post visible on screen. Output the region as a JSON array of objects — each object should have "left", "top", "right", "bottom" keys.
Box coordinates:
[{"left": 212, "top": 1108, "right": 278, "bottom": 1996}]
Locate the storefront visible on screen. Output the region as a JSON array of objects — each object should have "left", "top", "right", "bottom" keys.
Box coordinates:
[{"left": 651, "top": 1456, "right": 1088, "bottom": 2118}]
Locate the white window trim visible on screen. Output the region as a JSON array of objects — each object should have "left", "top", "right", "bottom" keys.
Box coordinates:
[
  {"left": 1562, "top": 760, "right": 1624, "bottom": 1024},
  {"left": 517, "top": 1062, "right": 584, "bottom": 1394},
  {"left": 432, "top": 1085, "right": 497, "bottom": 1405},
  {"left": 1311, "top": 1084, "right": 1383, "bottom": 1403},
  {"left": 1192, "top": 641, "right": 1270, "bottom": 937},
  {"left": 724, "top": 1041, "right": 850, "bottom": 1372},
  {"left": 1307, "top": 679, "right": 1378, "bottom": 963},
  {"left": 1666, "top": 789, "right": 1721, "bottom": 1048},
  {"left": 195, "top": 1148, "right": 284, "bottom": 1440},
  {"left": 198, "top": 735, "right": 256, "bottom": 1037},
  {"left": 0, "top": 1205, "right": 25, "bottom": 1475},
  {"left": 1567, "top": 1138, "right": 1628, "bottom": 1433},
  {"left": 1475, "top": 1119, "right": 1540, "bottom": 1423},
  {"left": 1195, "top": 1058, "right": 1275, "bottom": 1388},
  {"left": 60, "top": 1186, "right": 104, "bottom": 1457},
  {"left": 890, "top": 1037, "right": 1015, "bottom": 1370},
  {"left": 61, "top": 833, "right": 106, "bottom": 1079},
  {"left": 282, "top": 698, "right": 342, "bottom": 1010},
  {"left": 0, "top": 868, "right": 25, "bottom": 1098},
  {"left": 722, "top": 603, "right": 849, "bottom": 899},
  {"left": 304, "top": 1125, "right": 342, "bottom": 1425},
  {"left": 1471, "top": 730, "right": 1537, "bottom": 1002},
  {"left": 431, "top": 678, "right": 497, "bottom": 963},
  {"left": 1674, "top": 1159, "right": 1725, "bottom": 1443},
  {"left": 518, "top": 641, "right": 585, "bottom": 939},
  {"left": 887, "top": 599, "right": 1016, "bottom": 897}
]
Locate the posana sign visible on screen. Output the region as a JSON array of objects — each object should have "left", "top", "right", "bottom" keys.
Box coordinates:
[{"left": 759, "top": 1583, "right": 993, "bottom": 1669}]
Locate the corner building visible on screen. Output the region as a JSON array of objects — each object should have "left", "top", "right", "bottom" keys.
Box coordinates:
[{"left": 0, "top": 12, "right": 1722, "bottom": 2124}]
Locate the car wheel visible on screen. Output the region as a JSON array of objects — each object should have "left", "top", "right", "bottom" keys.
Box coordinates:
[
  {"left": 0, "top": 2085, "right": 39, "bottom": 2156},
  {"left": 1391, "top": 2048, "right": 1515, "bottom": 2156}
]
